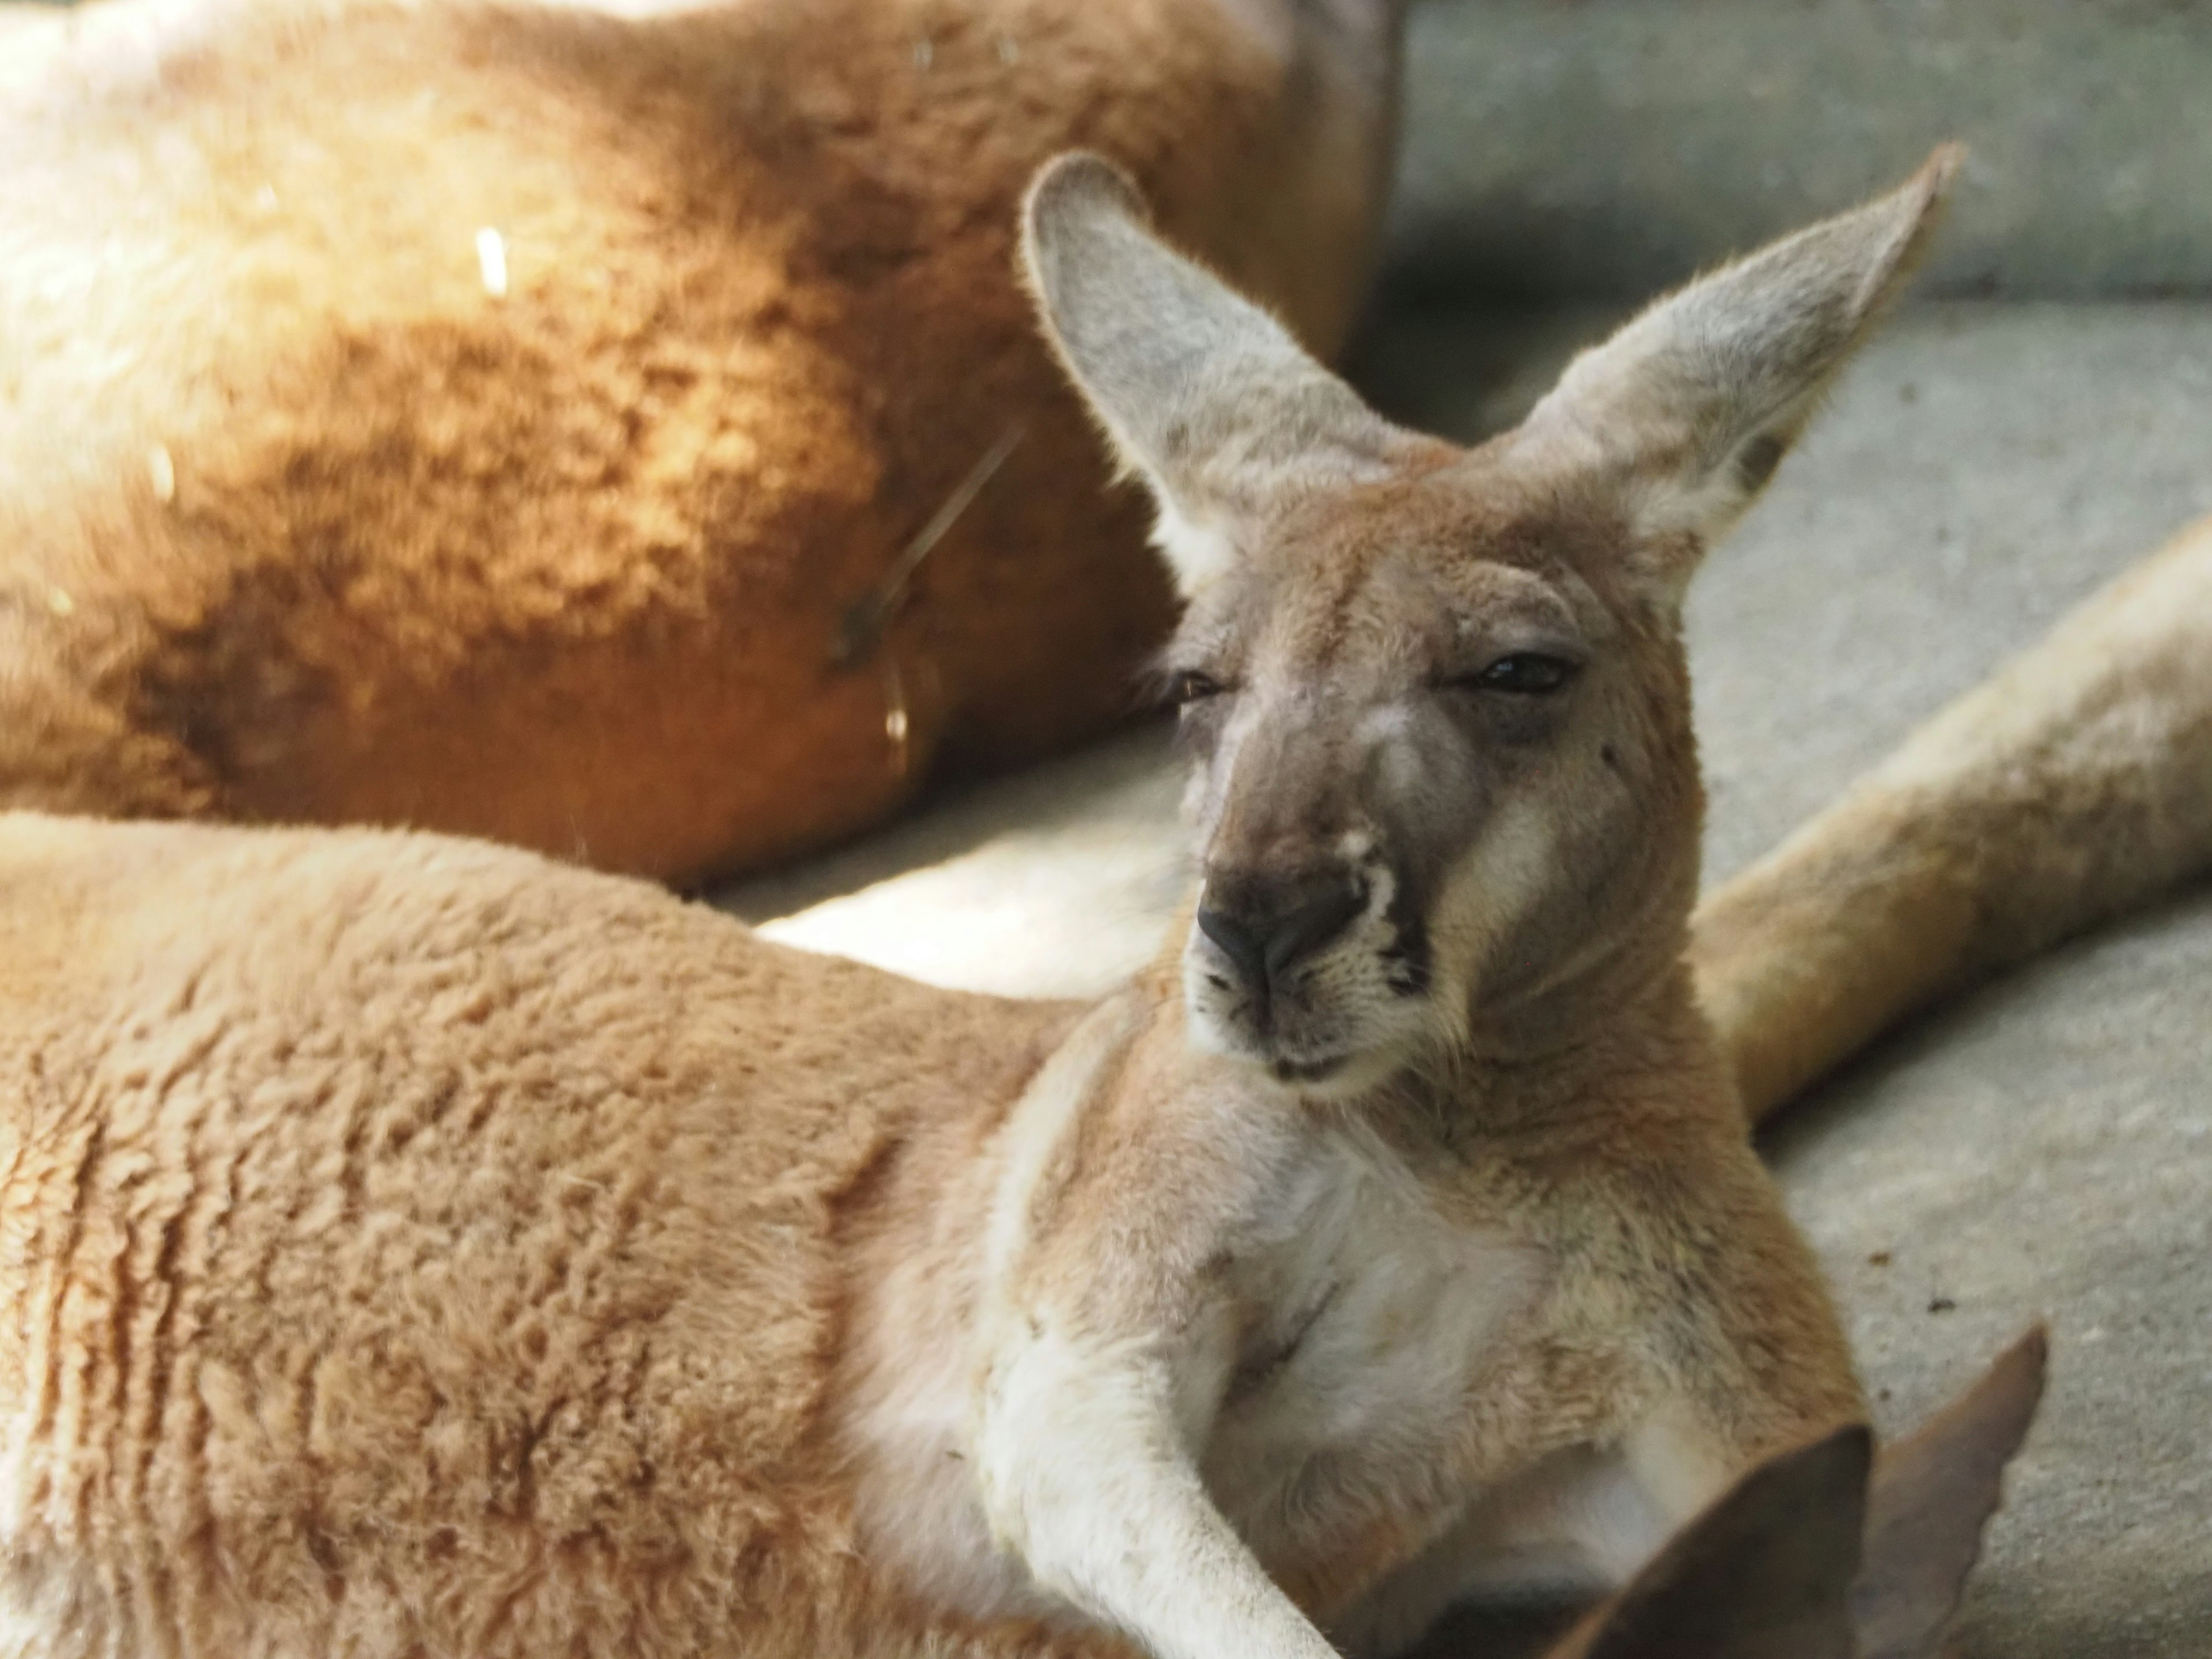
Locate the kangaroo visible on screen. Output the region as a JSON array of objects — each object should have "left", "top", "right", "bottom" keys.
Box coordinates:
[
  {"left": 0, "top": 0, "right": 1404, "bottom": 882},
  {"left": 0, "top": 150, "right": 1981, "bottom": 1658}
]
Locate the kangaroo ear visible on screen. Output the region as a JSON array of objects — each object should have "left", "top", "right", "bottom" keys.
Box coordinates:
[
  {"left": 1020, "top": 151, "right": 1411, "bottom": 597},
  {"left": 1547, "top": 1426, "right": 1870, "bottom": 1659},
  {"left": 1852, "top": 1326, "right": 2048, "bottom": 1659},
  {"left": 1520, "top": 144, "right": 1962, "bottom": 600}
]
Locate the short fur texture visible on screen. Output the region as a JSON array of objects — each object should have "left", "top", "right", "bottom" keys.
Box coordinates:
[
  {"left": 0, "top": 815, "right": 1101, "bottom": 1656},
  {"left": 0, "top": 0, "right": 1404, "bottom": 883},
  {"left": 0, "top": 816, "right": 2054, "bottom": 1659}
]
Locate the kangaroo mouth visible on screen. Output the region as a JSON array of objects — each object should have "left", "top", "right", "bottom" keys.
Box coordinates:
[{"left": 1268, "top": 1052, "right": 1347, "bottom": 1086}]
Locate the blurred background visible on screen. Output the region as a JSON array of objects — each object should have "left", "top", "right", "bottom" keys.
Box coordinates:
[{"left": 1385, "top": 0, "right": 2212, "bottom": 303}]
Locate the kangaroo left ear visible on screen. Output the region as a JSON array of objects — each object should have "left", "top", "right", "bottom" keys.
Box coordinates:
[
  {"left": 1021, "top": 152, "right": 1412, "bottom": 599},
  {"left": 1517, "top": 144, "right": 1962, "bottom": 602}
]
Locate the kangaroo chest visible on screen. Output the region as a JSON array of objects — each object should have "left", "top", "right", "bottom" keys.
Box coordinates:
[
  {"left": 1199, "top": 1137, "right": 1552, "bottom": 1564},
  {"left": 840, "top": 1100, "right": 1557, "bottom": 1631}
]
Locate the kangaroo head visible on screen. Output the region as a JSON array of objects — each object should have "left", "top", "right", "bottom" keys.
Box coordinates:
[
  {"left": 1548, "top": 1327, "right": 2045, "bottom": 1659},
  {"left": 1022, "top": 146, "right": 1959, "bottom": 1093}
]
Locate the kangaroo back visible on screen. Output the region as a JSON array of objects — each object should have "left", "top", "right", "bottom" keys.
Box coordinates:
[{"left": 0, "top": 0, "right": 1404, "bottom": 883}]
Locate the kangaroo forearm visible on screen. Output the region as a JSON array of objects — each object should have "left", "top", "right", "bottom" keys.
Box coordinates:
[
  {"left": 1694, "top": 512, "right": 2212, "bottom": 1123},
  {"left": 975, "top": 1327, "right": 1338, "bottom": 1659}
]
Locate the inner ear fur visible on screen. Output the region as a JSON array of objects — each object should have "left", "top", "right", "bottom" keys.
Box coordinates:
[
  {"left": 1519, "top": 143, "right": 1963, "bottom": 590},
  {"left": 1020, "top": 151, "right": 1409, "bottom": 596}
]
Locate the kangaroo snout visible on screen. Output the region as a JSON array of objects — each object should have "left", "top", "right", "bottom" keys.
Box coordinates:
[{"left": 1196, "top": 870, "right": 1368, "bottom": 998}]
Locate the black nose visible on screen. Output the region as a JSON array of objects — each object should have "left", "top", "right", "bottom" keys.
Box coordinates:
[{"left": 1196, "top": 874, "right": 1366, "bottom": 990}]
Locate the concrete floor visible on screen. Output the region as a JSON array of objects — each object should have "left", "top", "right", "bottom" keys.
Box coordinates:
[{"left": 717, "top": 300, "right": 2212, "bottom": 1655}]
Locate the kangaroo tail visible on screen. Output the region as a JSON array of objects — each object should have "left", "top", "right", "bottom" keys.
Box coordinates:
[{"left": 1691, "top": 512, "right": 2212, "bottom": 1126}]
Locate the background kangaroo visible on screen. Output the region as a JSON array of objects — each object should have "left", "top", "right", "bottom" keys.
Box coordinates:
[
  {"left": 0, "top": 151, "right": 2203, "bottom": 1659},
  {"left": 0, "top": 0, "right": 1403, "bottom": 882}
]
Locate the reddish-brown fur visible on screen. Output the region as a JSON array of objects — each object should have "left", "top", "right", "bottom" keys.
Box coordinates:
[{"left": 0, "top": 0, "right": 1400, "bottom": 882}]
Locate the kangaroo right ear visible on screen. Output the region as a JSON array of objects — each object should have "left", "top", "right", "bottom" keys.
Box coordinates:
[
  {"left": 1516, "top": 145, "right": 1960, "bottom": 604},
  {"left": 1546, "top": 1426, "right": 1870, "bottom": 1659},
  {"left": 1020, "top": 152, "right": 1411, "bottom": 597},
  {"left": 1852, "top": 1326, "right": 2048, "bottom": 1659}
]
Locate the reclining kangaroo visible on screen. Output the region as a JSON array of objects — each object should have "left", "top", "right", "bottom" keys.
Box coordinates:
[{"left": 2, "top": 149, "right": 2203, "bottom": 1657}]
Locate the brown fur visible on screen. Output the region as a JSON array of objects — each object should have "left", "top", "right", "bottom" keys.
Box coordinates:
[
  {"left": 1691, "top": 510, "right": 2212, "bottom": 1123},
  {"left": 0, "top": 0, "right": 1402, "bottom": 883},
  {"left": 0, "top": 813, "right": 1111, "bottom": 1657},
  {"left": 0, "top": 800, "right": 2043, "bottom": 1659},
  {"left": 0, "top": 807, "right": 1851, "bottom": 1659}
]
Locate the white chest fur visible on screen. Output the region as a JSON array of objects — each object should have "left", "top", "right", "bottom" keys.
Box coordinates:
[{"left": 1200, "top": 1128, "right": 1546, "bottom": 1563}]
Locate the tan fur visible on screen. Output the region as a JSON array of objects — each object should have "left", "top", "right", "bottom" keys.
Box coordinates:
[
  {"left": 1691, "top": 510, "right": 2212, "bottom": 1124},
  {"left": 0, "top": 814, "right": 1117, "bottom": 1657},
  {"left": 0, "top": 807, "right": 1857, "bottom": 1659},
  {"left": 0, "top": 803, "right": 2070, "bottom": 1659},
  {"left": 0, "top": 0, "right": 1402, "bottom": 884}
]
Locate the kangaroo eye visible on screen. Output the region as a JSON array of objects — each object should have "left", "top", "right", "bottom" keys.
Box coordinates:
[
  {"left": 1465, "top": 653, "right": 1578, "bottom": 695},
  {"left": 1168, "top": 670, "right": 1226, "bottom": 707}
]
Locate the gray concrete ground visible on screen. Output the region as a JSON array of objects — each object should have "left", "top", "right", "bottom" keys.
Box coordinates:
[{"left": 718, "top": 300, "right": 2212, "bottom": 1654}]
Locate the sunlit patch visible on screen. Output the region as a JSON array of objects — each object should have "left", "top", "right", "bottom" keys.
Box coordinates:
[{"left": 475, "top": 226, "right": 508, "bottom": 297}]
